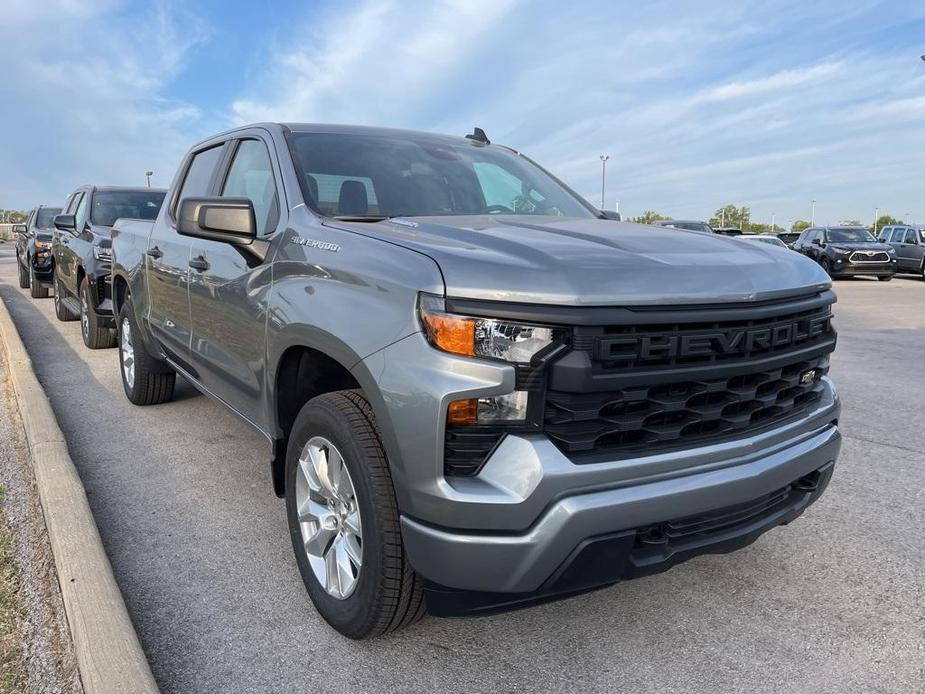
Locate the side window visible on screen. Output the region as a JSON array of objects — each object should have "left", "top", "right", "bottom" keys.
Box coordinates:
[
  {"left": 878, "top": 226, "right": 891, "bottom": 241},
  {"left": 905, "top": 229, "right": 918, "bottom": 244},
  {"left": 174, "top": 144, "right": 225, "bottom": 215},
  {"left": 64, "top": 194, "right": 79, "bottom": 215},
  {"left": 221, "top": 139, "right": 279, "bottom": 235},
  {"left": 26, "top": 210, "right": 36, "bottom": 231},
  {"left": 891, "top": 228, "right": 906, "bottom": 243},
  {"left": 73, "top": 193, "right": 89, "bottom": 230}
]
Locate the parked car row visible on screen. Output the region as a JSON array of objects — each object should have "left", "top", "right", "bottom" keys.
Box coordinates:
[
  {"left": 11, "top": 123, "right": 844, "bottom": 640},
  {"left": 791, "top": 226, "right": 901, "bottom": 281}
]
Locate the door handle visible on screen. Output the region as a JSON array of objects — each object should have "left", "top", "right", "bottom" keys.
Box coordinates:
[
  {"left": 189, "top": 255, "right": 209, "bottom": 272},
  {"left": 146, "top": 246, "right": 163, "bottom": 259}
]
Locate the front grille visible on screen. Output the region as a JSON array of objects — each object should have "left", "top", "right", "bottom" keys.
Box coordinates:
[
  {"left": 848, "top": 251, "right": 889, "bottom": 263},
  {"left": 545, "top": 355, "right": 828, "bottom": 457}
]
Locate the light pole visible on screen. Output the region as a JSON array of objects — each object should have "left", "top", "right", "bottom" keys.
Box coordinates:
[
  {"left": 599, "top": 155, "right": 609, "bottom": 210},
  {"left": 145, "top": 170, "right": 154, "bottom": 187},
  {"left": 874, "top": 207, "right": 879, "bottom": 236},
  {"left": 771, "top": 213, "right": 776, "bottom": 234},
  {"left": 720, "top": 208, "right": 725, "bottom": 228},
  {"left": 810, "top": 200, "right": 816, "bottom": 226}
]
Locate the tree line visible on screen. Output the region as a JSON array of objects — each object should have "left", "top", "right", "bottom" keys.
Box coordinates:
[
  {"left": 630, "top": 205, "right": 910, "bottom": 234},
  {"left": 0, "top": 209, "right": 28, "bottom": 224}
]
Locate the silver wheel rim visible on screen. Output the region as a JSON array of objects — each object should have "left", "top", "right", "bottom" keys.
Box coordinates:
[
  {"left": 121, "top": 317, "right": 135, "bottom": 389},
  {"left": 295, "top": 436, "right": 363, "bottom": 599},
  {"left": 81, "top": 291, "right": 89, "bottom": 338}
]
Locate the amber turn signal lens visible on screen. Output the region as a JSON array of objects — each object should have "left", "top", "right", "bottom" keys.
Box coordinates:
[
  {"left": 447, "top": 398, "right": 478, "bottom": 425},
  {"left": 420, "top": 311, "right": 475, "bottom": 357}
]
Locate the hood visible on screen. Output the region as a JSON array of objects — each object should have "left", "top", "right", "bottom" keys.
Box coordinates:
[
  {"left": 328, "top": 215, "right": 831, "bottom": 306},
  {"left": 826, "top": 241, "right": 892, "bottom": 251}
]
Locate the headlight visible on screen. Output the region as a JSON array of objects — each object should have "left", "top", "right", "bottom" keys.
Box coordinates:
[
  {"left": 93, "top": 246, "right": 112, "bottom": 261},
  {"left": 418, "top": 294, "right": 554, "bottom": 363},
  {"left": 886, "top": 247, "right": 897, "bottom": 255},
  {"left": 34, "top": 240, "right": 48, "bottom": 250},
  {"left": 420, "top": 294, "right": 556, "bottom": 426}
]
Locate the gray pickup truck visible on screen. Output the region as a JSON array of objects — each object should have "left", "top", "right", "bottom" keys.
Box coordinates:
[{"left": 111, "top": 123, "right": 841, "bottom": 639}]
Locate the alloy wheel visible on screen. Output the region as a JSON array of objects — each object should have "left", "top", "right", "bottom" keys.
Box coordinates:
[
  {"left": 294, "top": 436, "right": 363, "bottom": 599},
  {"left": 120, "top": 317, "right": 135, "bottom": 389},
  {"left": 81, "top": 290, "right": 90, "bottom": 340}
]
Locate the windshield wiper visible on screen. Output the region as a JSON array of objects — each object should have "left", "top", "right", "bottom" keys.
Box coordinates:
[{"left": 332, "top": 215, "right": 390, "bottom": 222}]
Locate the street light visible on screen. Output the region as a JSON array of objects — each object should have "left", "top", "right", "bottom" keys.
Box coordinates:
[
  {"left": 599, "top": 155, "right": 609, "bottom": 210},
  {"left": 771, "top": 213, "right": 776, "bottom": 233},
  {"left": 810, "top": 200, "right": 816, "bottom": 226},
  {"left": 874, "top": 207, "right": 879, "bottom": 235},
  {"left": 144, "top": 170, "right": 154, "bottom": 187}
]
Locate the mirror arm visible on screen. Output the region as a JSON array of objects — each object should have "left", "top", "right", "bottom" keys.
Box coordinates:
[{"left": 236, "top": 239, "right": 270, "bottom": 267}]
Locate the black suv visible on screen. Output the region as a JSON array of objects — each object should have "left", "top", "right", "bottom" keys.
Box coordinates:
[
  {"left": 52, "top": 185, "right": 166, "bottom": 348},
  {"left": 792, "top": 226, "right": 897, "bottom": 280},
  {"left": 14, "top": 205, "right": 61, "bottom": 298}
]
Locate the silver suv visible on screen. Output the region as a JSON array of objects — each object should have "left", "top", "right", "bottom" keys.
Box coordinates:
[{"left": 879, "top": 225, "right": 925, "bottom": 277}]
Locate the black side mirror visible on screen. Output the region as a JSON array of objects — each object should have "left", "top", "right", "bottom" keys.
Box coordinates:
[
  {"left": 812, "top": 238, "right": 822, "bottom": 246},
  {"left": 600, "top": 210, "right": 622, "bottom": 221},
  {"left": 53, "top": 214, "right": 77, "bottom": 232},
  {"left": 177, "top": 197, "right": 256, "bottom": 245},
  {"left": 11, "top": 223, "right": 27, "bottom": 234}
]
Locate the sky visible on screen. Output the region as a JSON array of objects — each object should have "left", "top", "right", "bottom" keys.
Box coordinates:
[{"left": 1, "top": 0, "right": 923, "bottom": 227}]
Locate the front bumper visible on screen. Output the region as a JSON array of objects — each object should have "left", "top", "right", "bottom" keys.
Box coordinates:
[
  {"left": 830, "top": 257, "right": 896, "bottom": 276},
  {"left": 86, "top": 270, "right": 115, "bottom": 327},
  {"left": 403, "top": 421, "right": 839, "bottom": 602},
  {"left": 30, "top": 252, "right": 54, "bottom": 283}
]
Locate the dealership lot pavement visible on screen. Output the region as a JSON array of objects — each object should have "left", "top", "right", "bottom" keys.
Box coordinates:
[{"left": 0, "top": 244, "right": 922, "bottom": 693}]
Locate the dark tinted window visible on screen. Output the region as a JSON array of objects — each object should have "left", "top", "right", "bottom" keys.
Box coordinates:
[
  {"left": 34, "top": 207, "right": 62, "bottom": 229},
  {"left": 287, "top": 132, "right": 594, "bottom": 219},
  {"left": 91, "top": 191, "right": 166, "bottom": 226},
  {"left": 905, "top": 229, "right": 918, "bottom": 244},
  {"left": 221, "top": 139, "right": 279, "bottom": 235},
  {"left": 175, "top": 144, "right": 224, "bottom": 212},
  {"left": 826, "top": 228, "right": 875, "bottom": 244}
]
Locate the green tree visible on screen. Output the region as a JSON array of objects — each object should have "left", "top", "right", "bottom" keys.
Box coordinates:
[
  {"left": 709, "top": 204, "right": 751, "bottom": 231},
  {"left": 875, "top": 215, "right": 902, "bottom": 230},
  {"left": 632, "top": 210, "right": 669, "bottom": 224},
  {"left": 748, "top": 223, "right": 771, "bottom": 234},
  {"left": 791, "top": 219, "right": 811, "bottom": 233},
  {"left": 0, "top": 209, "right": 27, "bottom": 223}
]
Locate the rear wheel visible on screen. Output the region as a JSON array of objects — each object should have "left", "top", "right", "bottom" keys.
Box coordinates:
[
  {"left": 29, "top": 264, "right": 50, "bottom": 299},
  {"left": 878, "top": 275, "right": 892, "bottom": 282},
  {"left": 53, "top": 273, "right": 79, "bottom": 321},
  {"left": 80, "top": 282, "right": 116, "bottom": 349},
  {"left": 118, "top": 294, "right": 175, "bottom": 405},
  {"left": 17, "top": 256, "right": 29, "bottom": 289},
  {"left": 285, "top": 391, "right": 425, "bottom": 639}
]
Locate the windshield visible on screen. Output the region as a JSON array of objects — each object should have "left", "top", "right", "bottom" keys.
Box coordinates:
[
  {"left": 34, "top": 207, "right": 62, "bottom": 229},
  {"left": 287, "top": 132, "right": 596, "bottom": 220},
  {"left": 91, "top": 191, "right": 166, "bottom": 226},
  {"left": 826, "top": 227, "right": 875, "bottom": 244}
]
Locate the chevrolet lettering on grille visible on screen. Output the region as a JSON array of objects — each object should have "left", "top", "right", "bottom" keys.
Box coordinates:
[{"left": 597, "top": 314, "right": 832, "bottom": 361}]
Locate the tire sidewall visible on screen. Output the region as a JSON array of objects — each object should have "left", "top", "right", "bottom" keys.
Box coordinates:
[
  {"left": 285, "top": 397, "right": 386, "bottom": 636},
  {"left": 79, "top": 282, "right": 92, "bottom": 345}
]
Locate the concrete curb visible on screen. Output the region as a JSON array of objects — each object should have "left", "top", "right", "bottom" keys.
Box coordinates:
[{"left": 0, "top": 288, "right": 159, "bottom": 694}]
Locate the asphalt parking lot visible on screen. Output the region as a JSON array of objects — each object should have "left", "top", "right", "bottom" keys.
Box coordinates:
[{"left": 0, "top": 243, "right": 922, "bottom": 693}]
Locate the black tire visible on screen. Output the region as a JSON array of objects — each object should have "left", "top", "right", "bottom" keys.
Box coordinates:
[
  {"left": 819, "top": 257, "right": 832, "bottom": 276},
  {"left": 17, "top": 256, "right": 29, "bottom": 289},
  {"left": 920, "top": 260, "right": 925, "bottom": 280},
  {"left": 53, "top": 273, "right": 79, "bottom": 321},
  {"left": 285, "top": 391, "right": 425, "bottom": 639},
  {"left": 117, "top": 294, "right": 175, "bottom": 405},
  {"left": 878, "top": 275, "right": 892, "bottom": 282},
  {"left": 29, "top": 264, "right": 50, "bottom": 299},
  {"left": 80, "top": 282, "right": 116, "bottom": 349}
]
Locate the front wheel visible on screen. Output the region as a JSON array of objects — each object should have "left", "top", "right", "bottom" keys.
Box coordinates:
[
  {"left": 29, "top": 264, "right": 50, "bottom": 299},
  {"left": 819, "top": 258, "right": 832, "bottom": 276},
  {"left": 117, "top": 295, "right": 175, "bottom": 405},
  {"left": 80, "top": 282, "right": 116, "bottom": 349},
  {"left": 17, "top": 256, "right": 29, "bottom": 289},
  {"left": 285, "top": 391, "right": 425, "bottom": 639}
]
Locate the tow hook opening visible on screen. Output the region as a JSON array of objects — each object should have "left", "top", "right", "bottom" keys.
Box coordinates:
[{"left": 793, "top": 470, "right": 822, "bottom": 492}]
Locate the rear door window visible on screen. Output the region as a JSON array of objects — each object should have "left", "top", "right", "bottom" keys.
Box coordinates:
[{"left": 905, "top": 229, "right": 918, "bottom": 244}]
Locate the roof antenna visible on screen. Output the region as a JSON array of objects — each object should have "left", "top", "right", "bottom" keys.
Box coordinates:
[{"left": 465, "top": 127, "right": 490, "bottom": 144}]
